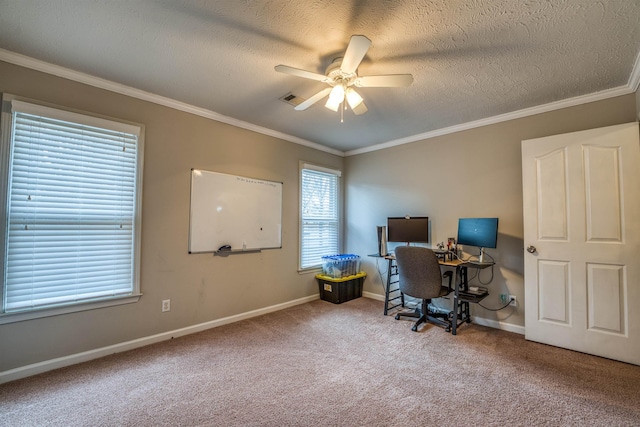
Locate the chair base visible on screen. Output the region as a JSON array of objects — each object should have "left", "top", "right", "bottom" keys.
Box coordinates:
[{"left": 395, "top": 300, "right": 451, "bottom": 332}]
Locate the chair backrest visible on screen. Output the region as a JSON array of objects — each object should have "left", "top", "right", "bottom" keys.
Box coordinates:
[{"left": 394, "top": 246, "right": 443, "bottom": 300}]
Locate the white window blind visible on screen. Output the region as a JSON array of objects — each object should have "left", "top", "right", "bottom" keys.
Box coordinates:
[
  {"left": 3, "top": 101, "right": 141, "bottom": 312},
  {"left": 300, "top": 166, "right": 340, "bottom": 269}
]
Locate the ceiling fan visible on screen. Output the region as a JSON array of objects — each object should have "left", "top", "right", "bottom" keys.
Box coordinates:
[{"left": 275, "top": 35, "right": 413, "bottom": 117}]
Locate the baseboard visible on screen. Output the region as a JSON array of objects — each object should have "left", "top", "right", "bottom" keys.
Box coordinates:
[
  {"left": 1, "top": 294, "right": 523, "bottom": 384},
  {"left": 363, "top": 291, "right": 385, "bottom": 301},
  {"left": 468, "top": 316, "right": 525, "bottom": 335},
  {"left": 363, "top": 292, "right": 525, "bottom": 335},
  {"left": 0, "top": 294, "right": 319, "bottom": 384}
]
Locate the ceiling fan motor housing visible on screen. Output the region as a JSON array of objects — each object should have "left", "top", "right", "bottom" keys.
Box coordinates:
[{"left": 326, "top": 58, "right": 357, "bottom": 87}]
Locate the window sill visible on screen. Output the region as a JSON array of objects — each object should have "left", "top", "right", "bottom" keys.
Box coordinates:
[
  {"left": 0, "top": 294, "right": 142, "bottom": 325},
  {"left": 298, "top": 267, "right": 322, "bottom": 275}
]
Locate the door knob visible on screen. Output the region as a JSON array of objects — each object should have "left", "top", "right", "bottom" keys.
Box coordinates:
[{"left": 526, "top": 245, "right": 537, "bottom": 254}]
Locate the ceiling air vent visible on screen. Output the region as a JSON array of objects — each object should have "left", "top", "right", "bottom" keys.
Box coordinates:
[{"left": 279, "top": 92, "right": 305, "bottom": 107}]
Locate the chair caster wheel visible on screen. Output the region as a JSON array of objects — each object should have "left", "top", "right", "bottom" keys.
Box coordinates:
[
  {"left": 395, "top": 314, "right": 400, "bottom": 320},
  {"left": 411, "top": 325, "right": 418, "bottom": 332},
  {"left": 446, "top": 327, "right": 451, "bottom": 332}
]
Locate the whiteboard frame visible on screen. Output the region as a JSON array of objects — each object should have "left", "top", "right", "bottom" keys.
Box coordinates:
[{"left": 188, "top": 169, "right": 283, "bottom": 254}]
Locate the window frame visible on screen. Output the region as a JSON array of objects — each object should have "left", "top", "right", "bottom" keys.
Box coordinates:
[
  {"left": 299, "top": 162, "right": 342, "bottom": 272},
  {"left": 0, "top": 94, "right": 144, "bottom": 324}
]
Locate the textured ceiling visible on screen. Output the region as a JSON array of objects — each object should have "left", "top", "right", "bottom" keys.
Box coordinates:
[{"left": 0, "top": 0, "right": 639, "bottom": 154}]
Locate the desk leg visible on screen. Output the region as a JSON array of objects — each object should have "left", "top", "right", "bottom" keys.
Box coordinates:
[
  {"left": 383, "top": 258, "right": 393, "bottom": 315},
  {"left": 460, "top": 267, "right": 468, "bottom": 292},
  {"left": 451, "top": 266, "right": 459, "bottom": 335},
  {"left": 451, "top": 297, "right": 458, "bottom": 335},
  {"left": 460, "top": 267, "right": 471, "bottom": 325},
  {"left": 451, "top": 266, "right": 470, "bottom": 335}
]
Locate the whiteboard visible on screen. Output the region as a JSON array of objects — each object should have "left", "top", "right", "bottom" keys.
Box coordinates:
[{"left": 189, "top": 169, "right": 282, "bottom": 253}]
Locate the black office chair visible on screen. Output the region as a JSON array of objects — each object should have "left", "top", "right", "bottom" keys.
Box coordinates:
[{"left": 394, "top": 246, "right": 453, "bottom": 332}]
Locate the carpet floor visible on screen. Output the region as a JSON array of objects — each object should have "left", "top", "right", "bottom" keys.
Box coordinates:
[{"left": 1, "top": 297, "right": 639, "bottom": 426}]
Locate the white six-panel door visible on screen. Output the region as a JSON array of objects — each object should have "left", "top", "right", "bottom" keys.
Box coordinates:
[{"left": 522, "top": 122, "right": 640, "bottom": 365}]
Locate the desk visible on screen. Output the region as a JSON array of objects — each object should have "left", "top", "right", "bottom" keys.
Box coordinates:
[
  {"left": 381, "top": 254, "right": 492, "bottom": 335},
  {"left": 438, "top": 258, "right": 492, "bottom": 335}
]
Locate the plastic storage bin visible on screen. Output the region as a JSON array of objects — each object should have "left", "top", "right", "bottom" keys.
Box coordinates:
[
  {"left": 321, "top": 254, "right": 361, "bottom": 278},
  {"left": 316, "top": 272, "right": 366, "bottom": 304}
]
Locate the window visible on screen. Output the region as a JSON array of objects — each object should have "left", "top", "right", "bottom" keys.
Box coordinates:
[
  {"left": 0, "top": 97, "right": 143, "bottom": 321},
  {"left": 299, "top": 164, "right": 340, "bottom": 270}
]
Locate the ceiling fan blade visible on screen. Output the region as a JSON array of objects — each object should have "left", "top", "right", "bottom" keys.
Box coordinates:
[
  {"left": 355, "top": 74, "right": 414, "bottom": 87},
  {"left": 275, "top": 65, "right": 329, "bottom": 82},
  {"left": 294, "top": 87, "right": 332, "bottom": 110},
  {"left": 351, "top": 100, "right": 368, "bottom": 115},
  {"left": 340, "top": 35, "right": 372, "bottom": 74}
]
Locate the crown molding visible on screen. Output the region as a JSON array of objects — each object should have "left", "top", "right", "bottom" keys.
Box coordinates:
[
  {"left": 2, "top": 47, "right": 637, "bottom": 159},
  {"left": 0, "top": 48, "right": 344, "bottom": 157},
  {"left": 345, "top": 84, "right": 635, "bottom": 156},
  {"left": 629, "top": 50, "right": 640, "bottom": 92}
]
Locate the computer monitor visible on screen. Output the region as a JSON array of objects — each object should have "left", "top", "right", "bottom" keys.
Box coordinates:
[
  {"left": 387, "top": 216, "right": 429, "bottom": 244},
  {"left": 457, "top": 218, "right": 498, "bottom": 262}
]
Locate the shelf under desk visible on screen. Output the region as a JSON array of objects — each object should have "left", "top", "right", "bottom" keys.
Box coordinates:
[{"left": 457, "top": 291, "right": 489, "bottom": 303}]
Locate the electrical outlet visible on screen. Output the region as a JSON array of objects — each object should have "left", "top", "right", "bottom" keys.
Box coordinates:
[
  {"left": 500, "top": 294, "right": 508, "bottom": 304},
  {"left": 162, "top": 299, "right": 171, "bottom": 312},
  {"left": 509, "top": 295, "right": 517, "bottom": 307}
]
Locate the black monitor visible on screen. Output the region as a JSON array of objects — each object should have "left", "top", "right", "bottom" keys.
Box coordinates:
[
  {"left": 387, "top": 216, "right": 429, "bottom": 244},
  {"left": 457, "top": 218, "right": 498, "bottom": 262}
]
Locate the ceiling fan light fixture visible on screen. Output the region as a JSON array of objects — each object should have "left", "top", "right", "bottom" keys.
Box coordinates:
[
  {"left": 328, "top": 84, "right": 345, "bottom": 103},
  {"left": 345, "top": 88, "right": 363, "bottom": 109},
  {"left": 325, "top": 96, "right": 341, "bottom": 112},
  {"left": 325, "top": 84, "right": 345, "bottom": 111}
]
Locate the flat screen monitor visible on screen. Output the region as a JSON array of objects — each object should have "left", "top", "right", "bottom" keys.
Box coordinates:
[
  {"left": 457, "top": 218, "right": 499, "bottom": 249},
  {"left": 387, "top": 216, "right": 429, "bottom": 243}
]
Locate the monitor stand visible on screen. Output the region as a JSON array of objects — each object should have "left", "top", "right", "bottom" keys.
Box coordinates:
[{"left": 479, "top": 247, "right": 486, "bottom": 263}]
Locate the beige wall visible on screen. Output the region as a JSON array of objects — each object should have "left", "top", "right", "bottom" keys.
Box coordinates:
[
  {"left": 345, "top": 94, "right": 637, "bottom": 329},
  {"left": 1, "top": 57, "right": 637, "bottom": 373},
  {"left": 0, "top": 61, "right": 343, "bottom": 372}
]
